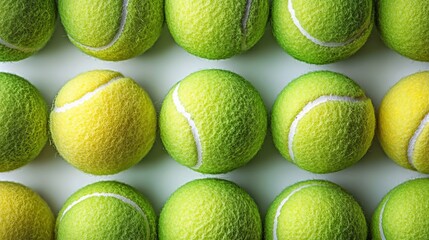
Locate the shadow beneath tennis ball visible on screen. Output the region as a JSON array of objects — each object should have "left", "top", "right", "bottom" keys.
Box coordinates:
[{"left": 139, "top": 26, "right": 176, "bottom": 58}]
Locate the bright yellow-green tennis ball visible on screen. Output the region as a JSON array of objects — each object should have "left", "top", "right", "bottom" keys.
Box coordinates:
[
  {"left": 0, "top": 72, "right": 48, "bottom": 172},
  {"left": 165, "top": 0, "right": 269, "bottom": 59},
  {"left": 377, "top": 0, "right": 429, "bottom": 61},
  {"left": 372, "top": 178, "right": 429, "bottom": 240},
  {"left": 159, "top": 69, "right": 267, "bottom": 174},
  {"left": 0, "top": 181, "right": 55, "bottom": 239},
  {"left": 265, "top": 179, "right": 368, "bottom": 240},
  {"left": 58, "top": 0, "right": 163, "bottom": 61},
  {"left": 159, "top": 178, "right": 262, "bottom": 240},
  {"left": 0, "top": 0, "right": 56, "bottom": 61},
  {"left": 378, "top": 72, "right": 429, "bottom": 173},
  {"left": 271, "top": 71, "right": 375, "bottom": 173},
  {"left": 272, "top": 0, "right": 373, "bottom": 64},
  {"left": 50, "top": 70, "right": 156, "bottom": 175},
  {"left": 56, "top": 181, "right": 157, "bottom": 240}
]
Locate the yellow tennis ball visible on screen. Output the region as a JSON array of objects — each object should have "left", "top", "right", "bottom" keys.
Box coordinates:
[
  {"left": 0, "top": 0, "right": 56, "bottom": 61},
  {"left": 271, "top": 71, "right": 375, "bottom": 173},
  {"left": 56, "top": 181, "right": 157, "bottom": 240},
  {"left": 0, "top": 181, "right": 54, "bottom": 239},
  {"left": 265, "top": 180, "right": 368, "bottom": 240},
  {"left": 379, "top": 71, "right": 429, "bottom": 173},
  {"left": 159, "top": 69, "right": 267, "bottom": 174},
  {"left": 159, "top": 178, "right": 262, "bottom": 240},
  {"left": 372, "top": 178, "right": 429, "bottom": 240},
  {"left": 50, "top": 70, "right": 156, "bottom": 175},
  {"left": 58, "top": 0, "right": 164, "bottom": 61},
  {"left": 271, "top": 0, "right": 373, "bottom": 64},
  {"left": 165, "top": 0, "right": 269, "bottom": 59}
]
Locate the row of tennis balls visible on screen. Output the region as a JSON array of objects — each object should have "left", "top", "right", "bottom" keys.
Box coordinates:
[
  {"left": 2, "top": 0, "right": 429, "bottom": 63},
  {"left": 1, "top": 69, "right": 428, "bottom": 175},
  {"left": 2, "top": 177, "right": 429, "bottom": 239}
]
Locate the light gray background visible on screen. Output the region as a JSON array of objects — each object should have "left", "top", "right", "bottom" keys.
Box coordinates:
[{"left": 0, "top": 22, "right": 427, "bottom": 222}]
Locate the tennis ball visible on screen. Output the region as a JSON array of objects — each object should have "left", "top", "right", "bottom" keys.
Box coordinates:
[
  {"left": 159, "top": 69, "right": 267, "bottom": 174},
  {"left": 272, "top": 0, "right": 373, "bottom": 64},
  {"left": 58, "top": 0, "right": 163, "bottom": 61},
  {"left": 378, "top": 72, "right": 429, "bottom": 173},
  {"left": 0, "top": 181, "right": 54, "bottom": 239},
  {"left": 50, "top": 70, "right": 156, "bottom": 175},
  {"left": 271, "top": 71, "right": 375, "bottom": 173},
  {"left": 377, "top": 1, "right": 429, "bottom": 61},
  {"left": 56, "top": 181, "right": 156, "bottom": 240},
  {"left": 372, "top": 178, "right": 429, "bottom": 240},
  {"left": 0, "top": 73, "right": 48, "bottom": 172},
  {"left": 265, "top": 179, "right": 367, "bottom": 240},
  {"left": 165, "top": 0, "right": 269, "bottom": 59},
  {"left": 159, "top": 178, "right": 262, "bottom": 240},
  {"left": 0, "top": 0, "right": 56, "bottom": 61}
]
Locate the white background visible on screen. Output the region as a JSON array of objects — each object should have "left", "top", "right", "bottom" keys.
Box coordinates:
[{"left": 0, "top": 21, "right": 428, "bottom": 223}]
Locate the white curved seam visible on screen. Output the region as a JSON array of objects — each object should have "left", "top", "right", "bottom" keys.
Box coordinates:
[
  {"left": 288, "top": 0, "right": 370, "bottom": 47},
  {"left": 241, "top": 0, "right": 253, "bottom": 49},
  {"left": 273, "top": 183, "right": 323, "bottom": 240},
  {"left": 54, "top": 76, "right": 124, "bottom": 113},
  {"left": 68, "top": 0, "right": 129, "bottom": 51},
  {"left": 407, "top": 112, "right": 429, "bottom": 169},
  {"left": 59, "top": 192, "right": 150, "bottom": 239},
  {"left": 0, "top": 37, "right": 37, "bottom": 53},
  {"left": 378, "top": 197, "right": 389, "bottom": 240},
  {"left": 172, "top": 83, "right": 203, "bottom": 169},
  {"left": 288, "top": 95, "right": 364, "bottom": 162}
]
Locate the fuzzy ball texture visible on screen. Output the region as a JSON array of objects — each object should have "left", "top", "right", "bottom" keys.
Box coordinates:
[
  {"left": 378, "top": 72, "right": 429, "bottom": 173},
  {"left": 272, "top": 0, "right": 373, "bottom": 64},
  {"left": 0, "top": 73, "right": 47, "bottom": 172},
  {"left": 372, "top": 178, "right": 429, "bottom": 240},
  {"left": 0, "top": 181, "right": 55, "bottom": 239},
  {"left": 377, "top": 0, "right": 429, "bottom": 61},
  {"left": 59, "top": 0, "right": 163, "bottom": 61},
  {"left": 165, "top": 0, "right": 269, "bottom": 59},
  {"left": 50, "top": 70, "right": 156, "bottom": 175},
  {"left": 265, "top": 179, "right": 367, "bottom": 240},
  {"left": 56, "top": 181, "right": 157, "bottom": 240},
  {"left": 0, "top": 0, "right": 56, "bottom": 61},
  {"left": 159, "top": 178, "right": 262, "bottom": 240},
  {"left": 160, "top": 69, "right": 267, "bottom": 174},
  {"left": 271, "top": 71, "right": 375, "bottom": 173}
]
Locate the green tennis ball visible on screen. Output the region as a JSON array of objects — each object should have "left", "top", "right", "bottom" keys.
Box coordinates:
[
  {"left": 0, "top": 73, "right": 48, "bottom": 172},
  {"left": 271, "top": 71, "right": 375, "bottom": 173},
  {"left": 377, "top": 0, "right": 429, "bottom": 61},
  {"left": 372, "top": 178, "right": 429, "bottom": 240},
  {"left": 50, "top": 70, "right": 156, "bottom": 175},
  {"left": 0, "top": 0, "right": 56, "bottom": 61},
  {"left": 159, "top": 178, "right": 262, "bottom": 240},
  {"left": 165, "top": 0, "right": 269, "bottom": 59},
  {"left": 265, "top": 180, "right": 368, "bottom": 240},
  {"left": 272, "top": 0, "right": 373, "bottom": 64},
  {"left": 56, "top": 181, "right": 157, "bottom": 240},
  {"left": 378, "top": 72, "right": 429, "bottom": 173},
  {"left": 0, "top": 181, "right": 55, "bottom": 239},
  {"left": 160, "top": 69, "right": 267, "bottom": 174},
  {"left": 58, "top": 0, "right": 163, "bottom": 61}
]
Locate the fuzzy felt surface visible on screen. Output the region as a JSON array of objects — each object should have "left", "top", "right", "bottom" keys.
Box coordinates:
[
  {"left": 56, "top": 181, "right": 157, "bottom": 240},
  {"left": 165, "top": 0, "right": 269, "bottom": 59},
  {"left": 265, "top": 180, "right": 367, "bottom": 240},
  {"left": 159, "top": 69, "right": 267, "bottom": 174},
  {"left": 159, "top": 178, "right": 262, "bottom": 240},
  {"left": 50, "top": 70, "right": 157, "bottom": 175},
  {"left": 0, "top": 181, "right": 54, "bottom": 240},
  {"left": 0, "top": 73, "right": 47, "bottom": 172},
  {"left": 378, "top": 71, "right": 429, "bottom": 173},
  {"left": 271, "top": 71, "right": 375, "bottom": 173}
]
